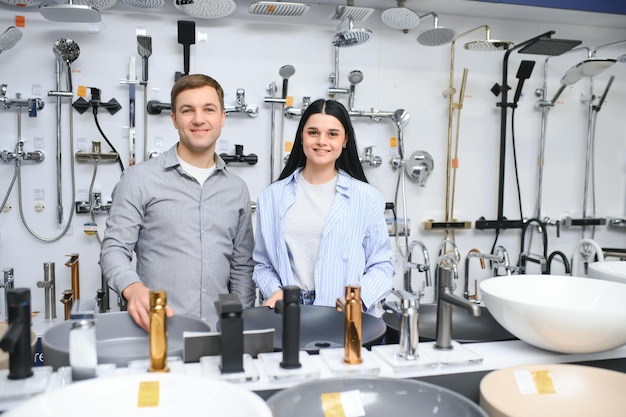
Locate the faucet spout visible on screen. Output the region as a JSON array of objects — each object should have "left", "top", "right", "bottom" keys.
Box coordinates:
[
  {"left": 404, "top": 240, "right": 431, "bottom": 293},
  {"left": 65, "top": 253, "right": 80, "bottom": 300}
]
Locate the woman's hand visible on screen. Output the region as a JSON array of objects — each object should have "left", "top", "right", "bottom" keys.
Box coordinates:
[{"left": 262, "top": 290, "right": 284, "bottom": 309}]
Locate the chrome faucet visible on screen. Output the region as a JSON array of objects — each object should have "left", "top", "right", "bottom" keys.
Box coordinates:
[
  {"left": 518, "top": 218, "right": 548, "bottom": 274},
  {"left": 492, "top": 245, "right": 515, "bottom": 276},
  {"left": 434, "top": 238, "right": 460, "bottom": 302},
  {"left": 404, "top": 240, "right": 431, "bottom": 294},
  {"left": 464, "top": 248, "right": 511, "bottom": 301},
  {"left": 360, "top": 146, "right": 382, "bottom": 168},
  {"left": 571, "top": 238, "right": 605, "bottom": 276},
  {"left": 1, "top": 268, "right": 15, "bottom": 319},
  {"left": 434, "top": 253, "right": 481, "bottom": 350},
  {"left": 36, "top": 262, "right": 57, "bottom": 320}
]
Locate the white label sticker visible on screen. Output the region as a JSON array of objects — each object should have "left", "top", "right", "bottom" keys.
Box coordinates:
[
  {"left": 514, "top": 369, "right": 538, "bottom": 395},
  {"left": 340, "top": 390, "right": 366, "bottom": 417}
]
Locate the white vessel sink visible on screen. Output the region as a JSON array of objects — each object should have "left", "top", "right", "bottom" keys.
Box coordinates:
[
  {"left": 588, "top": 261, "right": 626, "bottom": 284},
  {"left": 480, "top": 274, "right": 626, "bottom": 354},
  {"left": 3, "top": 372, "right": 272, "bottom": 417}
]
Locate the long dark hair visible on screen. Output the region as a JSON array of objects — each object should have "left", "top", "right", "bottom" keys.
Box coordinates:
[{"left": 278, "top": 99, "right": 368, "bottom": 183}]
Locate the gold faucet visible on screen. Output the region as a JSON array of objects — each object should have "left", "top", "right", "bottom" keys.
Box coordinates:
[
  {"left": 148, "top": 290, "right": 169, "bottom": 373},
  {"left": 65, "top": 253, "right": 80, "bottom": 300},
  {"left": 336, "top": 285, "right": 363, "bottom": 365},
  {"left": 60, "top": 289, "right": 74, "bottom": 320}
]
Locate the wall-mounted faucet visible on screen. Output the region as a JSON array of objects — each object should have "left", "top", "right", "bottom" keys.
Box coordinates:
[
  {"left": 220, "top": 144, "right": 258, "bottom": 165},
  {"left": 434, "top": 253, "right": 481, "bottom": 350},
  {"left": 1, "top": 268, "right": 15, "bottom": 319},
  {"left": 360, "top": 146, "right": 382, "bottom": 168},
  {"left": 404, "top": 240, "right": 431, "bottom": 294},
  {"left": 0, "top": 89, "right": 45, "bottom": 164},
  {"left": 225, "top": 89, "right": 258, "bottom": 117}
]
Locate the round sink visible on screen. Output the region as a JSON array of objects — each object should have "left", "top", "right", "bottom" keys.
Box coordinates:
[
  {"left": 0, "top": 322, "right": 37, "bottom": 370},
  {"left": 267, "top": 376, "right": 488, "bottom": 417},
  {"left": 242, "top": 305, "right": 386, "bottom": 353},
  {"left": 4, "top": 372, "right": 272, "bottom": 417},
  {"left": 382, "top": 302, "right": 516, "bottom": 344},
  {"left": 480, "top": 363, "right": 626, "bottom": 417},
  {"left": 42, "top": 311, "right": 211, "bottom": 369},
  {"left": 480, "top": 275, "right": 626, "bottom": 354},
  {"left": 588, "top": 261, "right": 626, "bottom": 284}
]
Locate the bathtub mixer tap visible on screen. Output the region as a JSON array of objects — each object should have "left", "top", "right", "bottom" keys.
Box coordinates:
[
  {"left": 0, "top": 90, "right": 45, "bottom": 164},
  {"left": 360, "top": 146, "right": 382, "bottom": 168},
  {"left": 1, "top": 267, "right": 14, "bottom": 319},
  {"left": 434, "top": 253, "right": 481, "bottom": 350}
]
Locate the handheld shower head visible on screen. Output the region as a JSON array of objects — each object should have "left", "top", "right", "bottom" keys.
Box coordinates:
[
  {"left": 53, "top": 38, "right": 80, "bottom": 92},
  {"left": 348, "top": 69, "right": 363, "bottom": 86},
  {"left": 39, "top": 0, "right": 102, "bottom": 23},
  {"left": 393, "top": 108, "right": 410, "bottom": 129},
  {"left": 279, "top": 64, "right": 295, "bottom": 99},
  {"left": 416, "top": 12, "right": 455, "bottom": 46},
  {"left": 381, "top": 0, "right": 420, "bottom": 32},
  {"left": 333, "top": 16, "right": 372, "bottom": 47},
  {"left": 0, "top": 26, "right": 22, "bottom": 55}
]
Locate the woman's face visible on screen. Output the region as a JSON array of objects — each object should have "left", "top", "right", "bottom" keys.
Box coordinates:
[{"left": 301, "top": 113, "right": 347, "bottom": 170}]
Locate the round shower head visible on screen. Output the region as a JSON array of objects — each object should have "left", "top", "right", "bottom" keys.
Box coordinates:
[
  {"left": 348, "top": 69, "right": 363, "bottom": 85},
  {"left": 333, "top": 28, "right": 372, "bottom": 47},
  {"left": 464, "top": 39, "right": 513, "bottom": 52},
  {"left": 381, "top": 7, "right": 420, "bottom": 31},
  {"left": 417, "top": 26, "right": 455, "bottom": 46},
  {"left": 279, "top": 64, "right": 295, "bottom": 80},
  {"left": 53, "top": 38, "right": 80, "bottom": 65},
  {"left": 392, "top": 108, "right": 410, "bottom": 129},
  {"left": 122, "top": 0, "right": 165, "bottom": 8},
  {"left": 39, "top": 3, "right": 101, "bottom": 23},
  {"left": 174, "top": 0, "right": 236, "bottom": 18},
  {"left": 560, "top": 58, "right": 616, "bottom": 86}
]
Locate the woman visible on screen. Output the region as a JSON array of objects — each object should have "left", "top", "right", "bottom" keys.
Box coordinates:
[{"left": 253, "top": 98, "right": 393, "bottom": 313}]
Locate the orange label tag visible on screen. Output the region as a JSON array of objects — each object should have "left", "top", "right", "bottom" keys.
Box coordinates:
[
  {"left": 532, "top": 370, "right": 556, "bottom": 395},
  {"left": 15, "top": 16, "right": 25, "bottom": 27},
  {"left": 284, "top": 141, "right": 293, "bottom": 152},
  {"left": 321, "top": 392, "right": 346, "bottom": 417},
  {"left": 389, "top": 137, "right": 397, "bottom": 147},
  {"left": 285, "top": 96, "right": 294, "bottom": 107},
  {"left": 77, "top": 85, "right": 87, "bottom": 97},
  {"left": 137, "top": 381, "right": 160, "bottom": 407},
  {"left": 451, "top": 158, "right": 459, "bottom": 168}
]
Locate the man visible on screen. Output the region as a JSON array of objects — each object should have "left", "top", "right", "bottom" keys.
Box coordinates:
[{"left": 100, "top": 74, "right": 255, "bottom": 331}]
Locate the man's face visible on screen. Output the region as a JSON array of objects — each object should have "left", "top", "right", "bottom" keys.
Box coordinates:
[{"left": 171, "top": 85, "right": 225, "bottom": 159}]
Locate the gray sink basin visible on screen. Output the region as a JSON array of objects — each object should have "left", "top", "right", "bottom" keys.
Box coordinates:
[
  {"left": 267, "top": 376, "right": 488, "bottom": 417},
  {"left": 383, "top": 302, "right": 516, "bottom": 344},
  {"left": 42, "top": 311, "right": 211, "bottom": 369},
  {"left": 242, "top": 305, "right": 386, "bottom": 353}
]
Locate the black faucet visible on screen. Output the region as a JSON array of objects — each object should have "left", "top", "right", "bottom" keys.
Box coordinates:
[
  {"left": 275, "top": 286, "right": 301, "bottom": 369},
  {"left": 0, "top": 288, "right": 33, "bottom": 380},
  {"left": 216, "top": 293, "right": 244, "bottom": 374}
]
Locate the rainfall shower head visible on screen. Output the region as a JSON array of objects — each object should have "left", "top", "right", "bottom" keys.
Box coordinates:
[
  {"left": 71, "top": 0, "right": 117, "bottom": 9},
  {"left": 248, "top": 1, "right": 310, "bottom": 16},
  {"left": 174, "top": 0, "right": 236, "bottom": 18},
  {"left": 518, "top": 36, "right": 581, "bottom": 56},
  {"left": 416, "top": 12, "right": 455, "bottom": 46},
  {"left": 122, "top": 0, "right": 165, "bottom": 7},
  {"left": 329, "top": 0, "right": 374, "bottom": 22},
  {"left": 0, "top": 26, "right": 22, "bottom": 55},
  {"left": 39, "top": 0, "right": 102, "bottom": 23},
  {"left": 381, "top": 0, "right": 420, "bottom": 31},
  {"left": 561, "top": 58, "right": 617, "bottom": 85},
  {"left": 332, "top": 16, "right": 372, "bottom": 47}
]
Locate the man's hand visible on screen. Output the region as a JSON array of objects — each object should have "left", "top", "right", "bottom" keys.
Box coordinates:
[
  {"left": 122, "top": 282, "right": 174, "bottom": 332},
  {"left": 262, "top": 289, "right": 284, "bottom": 309}
]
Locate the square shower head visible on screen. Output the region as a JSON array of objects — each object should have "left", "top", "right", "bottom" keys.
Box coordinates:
[{"left": 519, "top": 37, "right": 582, "bottom": 56}]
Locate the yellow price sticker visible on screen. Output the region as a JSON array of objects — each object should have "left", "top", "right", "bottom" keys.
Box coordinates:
[
  {"left": 532, "top": 370, "right": 556, "bottom": 395},
  {"left": 137, "top": 381, "right": 160, "bottom": 407},
  {"left": 321, "top": 392, "right": 346, "bottom": 417}
]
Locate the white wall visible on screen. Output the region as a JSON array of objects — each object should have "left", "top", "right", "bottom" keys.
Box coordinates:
[{"left": 0, "top": 3, "right": 625, "bottom": 320}]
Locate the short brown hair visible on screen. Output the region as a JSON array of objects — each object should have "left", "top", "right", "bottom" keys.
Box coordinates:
[{"left": 170, "top": 74, "right": 224, "bottom": 112}]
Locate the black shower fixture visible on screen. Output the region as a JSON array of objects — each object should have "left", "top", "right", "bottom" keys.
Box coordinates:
[{"left": 72, "top": 87, "right": 121, "bottom": 115}]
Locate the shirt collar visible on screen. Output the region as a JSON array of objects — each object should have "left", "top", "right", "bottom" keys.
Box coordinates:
[{"left": 163, "top": 143, "right": 227, "bottom": 171}]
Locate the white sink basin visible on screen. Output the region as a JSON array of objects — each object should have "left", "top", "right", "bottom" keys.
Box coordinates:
[
  {"left": 480, "top": 274, "right": 626, "bottom": 354},
  {"left": 4, "top": 372, "right": 272, "bottom": 417},
  {"left": 588, "top": 261, "right": 626, "bottom": 284}
]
